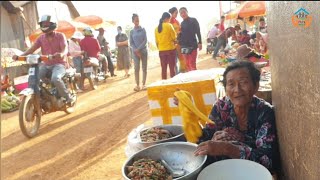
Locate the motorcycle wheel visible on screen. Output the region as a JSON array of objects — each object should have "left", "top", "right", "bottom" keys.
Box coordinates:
[
  {"left": 65, "top": 94, "right": 77, "bottom": 114},
  {"left": 19, "top": 95, "right": 41, "bottom": 138}
]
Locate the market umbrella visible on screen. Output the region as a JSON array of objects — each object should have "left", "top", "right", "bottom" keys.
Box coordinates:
[
  {"left": 29, "top": 20, "right": 90, "bottom": 43},
  {"left": 1, "top": 48, "right": 25, "bottom": 68},
  {"left": 226, "top": 9, "right": 239, "bottom": 20},
  {"left": 74, "top": 15, "right": 115, "bottom": 29},
  {"left": 238, "top": 1, "right": 266, "bottom": 18},
  {"left": 225, "top": 1, "right": 266, "bottom": 20}
]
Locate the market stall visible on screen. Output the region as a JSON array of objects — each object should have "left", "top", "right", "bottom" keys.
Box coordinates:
[
  {"left": 1, "top": 48, "right": 28, "bottom": 87},
  {"left": 123, "top": 67, "right": 274, "bottom": 179}
]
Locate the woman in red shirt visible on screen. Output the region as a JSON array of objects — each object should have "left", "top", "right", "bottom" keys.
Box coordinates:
[{"left": 169, "top": 7, "right": 186, "bottom": 73}]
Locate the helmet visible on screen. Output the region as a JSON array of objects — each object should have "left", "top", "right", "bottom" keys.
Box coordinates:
[
  {"left": 83, "top": 27, "right": 94, "bottom": 36},
  {"left": 71, "top": 31, "right": 84, "bottom": 39},
  {"left": 39, "top": 15, "right": 57, "bottom": 33}
]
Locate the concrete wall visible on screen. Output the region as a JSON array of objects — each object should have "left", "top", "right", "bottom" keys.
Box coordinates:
[
  {"left": 267, "top": 2, "right": 320, "bottom": 180},
  {"left": 1, "top": 6, "right": 23, "bottom": 49}
]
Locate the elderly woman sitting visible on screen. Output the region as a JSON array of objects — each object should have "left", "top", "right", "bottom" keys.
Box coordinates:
[{"left": 185, "top": 61, "right": 280, "bottom": 173}]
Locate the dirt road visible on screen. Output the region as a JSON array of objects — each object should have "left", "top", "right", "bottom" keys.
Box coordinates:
[{"left": 1, "top": 52, "right": 220, "bottom": 180}]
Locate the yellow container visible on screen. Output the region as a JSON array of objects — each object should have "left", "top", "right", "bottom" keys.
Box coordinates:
[{"left": 147, "top": 79, "right": 217, "bottom": 125}]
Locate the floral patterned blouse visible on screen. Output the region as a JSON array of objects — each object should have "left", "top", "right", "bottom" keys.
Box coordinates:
[{"left": 200, "top": 96, "right": 279, "bottom": 171}]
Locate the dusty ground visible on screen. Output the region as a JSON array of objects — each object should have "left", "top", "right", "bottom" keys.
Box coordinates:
[{"left": 1, "top": 52, "right": 220, "bottom": 180}]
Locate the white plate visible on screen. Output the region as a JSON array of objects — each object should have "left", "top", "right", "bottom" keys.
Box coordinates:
[{"left": 197, "top": 159, "right": 272, "bottom": 180}]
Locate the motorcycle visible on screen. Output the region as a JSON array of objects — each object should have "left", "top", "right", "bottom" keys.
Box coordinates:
[
  {"left": 80, "top": 52, "right": 98, "bottom": 90},
  {"left": 16, "top": 54, "right": 77, "bottom": 138},
  {"left": 81, "top": 52, "right": 108, "bottom": 90},
  {"left": 206, "top": 37, "right": 217, "bottom": 54}
]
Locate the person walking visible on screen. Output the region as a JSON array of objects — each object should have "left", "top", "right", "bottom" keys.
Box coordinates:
[
  {"left": 178, "top": 7, "right": 202, "bottom": 71},
  {"left": 169, "top": 7, "right": 186, "bottom": 74},
  {"left": 115, "top": 26, "right": 131, "bottom": 78},
  {"left": 97, "top": 28, "right": 116, "bottom": 77},
  {"left": 155, "top": 12, "right": 177, "bottom": 80},
  {"left": 130, "top": 13, "right": 148, "bottom": 92}
]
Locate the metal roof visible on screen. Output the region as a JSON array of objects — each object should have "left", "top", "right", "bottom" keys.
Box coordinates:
[{"left": 9, "top": 1, "right": 30, "bottom": 7}]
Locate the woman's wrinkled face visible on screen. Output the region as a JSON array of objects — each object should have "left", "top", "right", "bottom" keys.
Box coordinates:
[
  {"left": 133, "top": 17, "right": 139, "bottom": 26},
  {"left": 225, "top": 68, "right": 259, "bottom": 107}
]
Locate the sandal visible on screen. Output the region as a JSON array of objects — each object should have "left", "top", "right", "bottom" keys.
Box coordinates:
[
  {"left": 133, "top": 86, "right": 140, "bottom": 92},
  {"left": 141, "top": 85, "right": 147, "bottom": 91}
]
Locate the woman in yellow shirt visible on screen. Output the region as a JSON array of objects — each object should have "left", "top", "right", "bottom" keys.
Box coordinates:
[{"left": 155, "top": 12, "right": 177, "bottom": 79}]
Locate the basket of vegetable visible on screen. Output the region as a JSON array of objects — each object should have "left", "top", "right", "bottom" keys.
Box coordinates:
[
  {"left": 137, "top": 125, "right": 185, "bottom": 149},
  {"left": 122, "top": 142, "right": 207, "bottom": 180}
]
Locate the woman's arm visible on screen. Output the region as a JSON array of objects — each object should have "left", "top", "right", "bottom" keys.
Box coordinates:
[
  {"left": 137, "top": 28, "right": 147, "bottom": 50},
  {"left": 129, "top": 30, "right": 137, "bottom": 50},
  {"left": 117, "top": 40, "right": 129, "bottom": 47},
  {"left": 199, "top": 99, "right": 226, "bottom": 143},
  {"left": 170, "top": 24, "right": 177, "bottom": 42},
  {"left": 154, "top": 28, "right": 159, "bottom": 48}
]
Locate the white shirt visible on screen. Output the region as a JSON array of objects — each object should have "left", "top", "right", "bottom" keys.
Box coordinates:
[
  {"left": 207, "top": 26, "right": 219, "bottom": 39},
  {"left": 68, "top": 40, "right": 82, "bottom": 57}
]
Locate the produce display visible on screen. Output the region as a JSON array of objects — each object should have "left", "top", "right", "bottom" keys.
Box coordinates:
[
  {"left": 127, "top": 158, "right": 172, "bottom": 180},
  {"left": 140, "top": 127, "right": 173, "bottom": 142},
  {"left": 1, "top": 93, "right": 20, "bottom": 112}
]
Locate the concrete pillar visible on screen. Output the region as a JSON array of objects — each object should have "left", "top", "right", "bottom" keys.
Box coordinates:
[{"left": 267, "top": 2, "right": 320, "bottom": 180}]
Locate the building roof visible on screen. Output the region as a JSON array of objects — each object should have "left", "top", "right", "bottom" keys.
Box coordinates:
[{"left": 9, "top": 1, "right": 30, "bottom": 8}]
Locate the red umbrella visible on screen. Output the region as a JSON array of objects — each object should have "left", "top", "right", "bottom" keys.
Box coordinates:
[
  {"left": 74, "top": 15, "right": 115, "bottom": 29},
  {"left": 225, "top": 1, "right": 266, "bottom": 20},
  {"left": 238, "top": 1, "right": 266, "bottom": 18}
]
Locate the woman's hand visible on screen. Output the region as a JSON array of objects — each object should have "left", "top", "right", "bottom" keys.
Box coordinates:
[
  {"left": 12, "top": 55, "right": 18, "bottom": 61},
  {"left": 212, "top": 127, "right": 245, "bottom": 142},
  {"left": 194, "top": 140, "right": 228, "bottom": 156},
  {"left": 134, "top": 49, "right": 141, "bottom": 58},
  {"left": 116, "top": 42, "right": 122, "bottom": 46},
  {"left": 173, "top": 88, "right": 181, "bottom": 106}
]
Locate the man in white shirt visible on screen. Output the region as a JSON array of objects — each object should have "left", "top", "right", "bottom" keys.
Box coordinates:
[{"left": 207, "top": 23, "right": 220, "bottom": 39}]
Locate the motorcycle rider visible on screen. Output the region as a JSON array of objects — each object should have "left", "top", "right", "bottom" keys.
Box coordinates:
[
  {"left": 13, "top": 15, "right": 75, "bottom": 105},
  {"left": 80, "top": 27, "right": 108, "bottom": 84}
]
